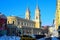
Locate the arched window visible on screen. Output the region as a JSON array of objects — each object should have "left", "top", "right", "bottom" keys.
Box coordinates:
[
  {"left": 13, "top": 21, "right": 14, "bottom": 24},
  {"left": 8, "top": 21, "right": 9, "bottom": 24},
  {"left": 21, "top": 22, "right": 23, "bottom": 25}
]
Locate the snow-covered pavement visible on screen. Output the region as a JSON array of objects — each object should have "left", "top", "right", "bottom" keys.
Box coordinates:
[
  {"left": 0, "top": 35, "right": 20, "bottom": 40},
  {"left": 38, "top": 37, "right": 60, "bottom": 40}
]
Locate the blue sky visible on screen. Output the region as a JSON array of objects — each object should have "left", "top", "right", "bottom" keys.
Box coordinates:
[{"left": 0, "top": 0, "right": 56, "bottom": 26}]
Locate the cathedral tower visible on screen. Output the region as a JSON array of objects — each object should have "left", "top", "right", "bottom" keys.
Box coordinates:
[
  {"left": 35, "top": 5, "right": 41, "bottom": 28},
  {"left": 55, "top": 0, "right": 60, "bottom": 30},
  {"left": 25, "top": 8, "right": 30, "bottom": 20}
]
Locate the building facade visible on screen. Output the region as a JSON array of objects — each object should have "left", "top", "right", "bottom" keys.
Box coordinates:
[
  {"left": 7, "top": 16, "right": 35, "bottom": 28},
  {"left": 7, "top": 5, "right": 42, "bottom": 35},
  {"left": 55, "top": 0, "right": 60, "bottom": 30},
  {"left": 0, "top": 13, "right": 7, "bottom": 36}
]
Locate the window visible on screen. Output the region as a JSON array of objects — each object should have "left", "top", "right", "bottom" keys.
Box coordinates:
[
  {"left": 59, "top": 8, "right": 60, "bottom": 10},
  {"left": 21, "top": 22, "right": 23, "bottom": 25},
  {"left": 24, "top": 22, "right": 26, "bottom": 26},
  {"left": 13, "top": 21, "right": 14, "bottom": 24},
  {"left": 26, "top": 23, "right": 27, "bottom": 26},
  {"left": 8, "top": 21, "right": 9, "bottom": 24},
  {"left": 18, "top": 22, "right": 20, "bottom": 25},
  {"left": 36, "top": 16, "right": 38, "bottom": 19}
]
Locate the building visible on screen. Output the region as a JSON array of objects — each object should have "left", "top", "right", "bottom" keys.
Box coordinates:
[
  {"left": 49, "top": 27, "right": 58, "bottom": 37},
  {"left": 7, "top": 5, "right": 42, "bottom": 35},
  {"left": 0, "top": 13, "right": 7, "bottom": 36},
  {"left": 7, "top": 24, "right": 18, "bottom": 36},
  {"left": 55, "top": 0, "right": 60, "bottom": 30}
]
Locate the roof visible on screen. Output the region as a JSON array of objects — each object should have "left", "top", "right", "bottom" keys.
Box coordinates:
[
  {"left": 7, "top": 16, "right": 35, "bottom": 23},
  {"left": 0, "top": 13, "right": 7, "bottom": 19}
]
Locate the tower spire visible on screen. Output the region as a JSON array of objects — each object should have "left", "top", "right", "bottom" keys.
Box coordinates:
[
  {"left": 34, "top": 4, "right": 41, "bottom": 28},
  {"left": 25, "top": 7, "right": 30, "bottom": 20}
]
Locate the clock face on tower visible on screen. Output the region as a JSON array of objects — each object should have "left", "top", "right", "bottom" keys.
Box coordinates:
[{"left": 36, "top": 16, "right": 38, "bottom": 19}]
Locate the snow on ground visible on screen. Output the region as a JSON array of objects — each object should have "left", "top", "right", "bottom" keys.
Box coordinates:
[
  {"left": 38, "top": 37, "right": 59, "bottom": 40},
  {"left": 0, "top": 35, "right": 20, "bottom": 40}
]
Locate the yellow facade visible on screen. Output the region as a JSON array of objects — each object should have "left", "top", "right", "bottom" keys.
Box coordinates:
[
  {"left": 35, "top": 5, "right": 41, "bottom": 28},
  {"left": 55, "top": 0, "right": 60, "bottom": 30},
  {"left": 7, "top": 16, "right": 18, "bottom": 25},
  {"left": 35, "top": 22, "right": 40, "bottom": 28},
  {"left": 25, "top": 8, "right": 30, "bottom": 20}
]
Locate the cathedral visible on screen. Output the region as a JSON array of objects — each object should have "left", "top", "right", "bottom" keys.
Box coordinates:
[
  {"left": 7, "top": 5, "right": 41, "bottom": 28},
  {"left": 7, "top": 5, "right": 42, "bottom": 35}
]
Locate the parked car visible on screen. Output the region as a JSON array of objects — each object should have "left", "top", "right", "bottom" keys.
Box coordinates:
[
  {"left": 21, "top": 35, "right": 36, "bottom": 40},
  {"left": 34, "top": 35, "right": 46, "bottom": 40}
]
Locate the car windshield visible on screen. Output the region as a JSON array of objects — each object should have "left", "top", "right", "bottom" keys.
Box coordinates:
[
  {"left": 34, "top": 35, "right": 45, "bottom": 39},
  {"left": 23, "top": 35, "right": 33, "bottom": 38}
]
